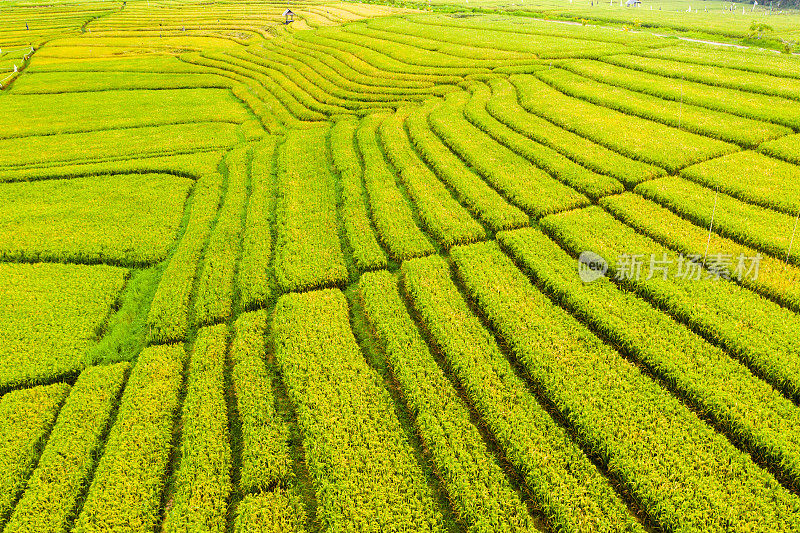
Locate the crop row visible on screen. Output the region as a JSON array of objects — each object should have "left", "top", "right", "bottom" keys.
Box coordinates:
[
  {"left": 0, "top": 262, "right": 127, "bottom": 391},
  {"left": 499, "top": 225, "right": 800, "bottom": 492},
  {"left": 0, "top": 88, "right": 247, "bottom": 139},
  {"left": 238, "top": 46, "right": 432, "bottom": 105},
  {"left": 0, "top": 122, "right": 241, "bottom": 169},
  {"left": 380, "top": 108, "right": 486, "bottom": 248},
  {"left": 760, "top": 133, "right": 800, "bottom": 166},
  {"left": 231, "top": 311, "right": 292, "bottom": 494},
  {"left": 540, "top": 206, "right": 800, "bottom": 404},
  {"left": 4, "top": 364, "right": 128, "bottom": 532},
  {"left": 301, "top": 26, "right": 489, "bottom": 77},
  {"left": 601, "top": 193, "right": 800, "bottom": 311},
  {"left": 340, "top": 22, "right": 517, "bottom": 71},
  {"left": 72, "top": 344, "right": 185, "bottom": 532},
  {"left": 565, "top": 58, "right": 800, "bottom": 130},
  {"left": 194, "top": 148, "right": 251, "bottom": 326},
  {"left": 483, "top": 78, "right": 663, "bottom": 188},
  {"left": 405, "top": 99, "right": 528, "bottom": 232},
  {"left": 0, "top": 382, "right": 70, "bottom": 527},
  {"left": 636, "top": 175, "right": 800, "bottom": 263},
  {"left": 274, "top": 127, "right": 349, "bottom": 292},
  {"left": 359, "top": 17, "right": 538, "bottom": 62},
  {"left": 642, "top": 45, "right": 800, "bottom": 80},
  {"left": 681, "top": 150, "right": 800, "bottom": 215},
  {"left": 0, "top": 173, "right": 192, "bottom": 267},
  {"left": 288, "top": 29, "right": 463, "bottom": 85},
  {"left": 464, "top": 82, "right": 624, "bottom": 200},
  {"left": 184, "top": 53, "right": 325, "bottom": 127},
  {"left": 367, "top": 14, "right": 633, "bottom": 59},
  {"left": 264, "top": 34, "right": 436, "bottom": 91},
  {"left": 163, "top": 325, "right": 231, "bottom": 532},
  {"left": 147, "top": 169, "right": 224, "bottom": 344},
  {"left": 235, "top": 489, "right": 307, "bottom": 532},
  {"left": 237, "top": 139, "right": 279, "bottom": 311},
  {"left": 408, "top": 13, "right": 664, "bottom": 47},
  {"left": 451, "top": 240, "right": 800, "bottom": 532},
  {"left": 213, "top": 50, "right": 371, "bottom": 114},
  {"left": 0, "top": 150, "right": 223, "bottom": 184},
  {"left": 329, "top": 117, "right": 388, "bottom": 271},
  {"left": 401, "top": 256, "right": 642, "bottom": 532},
  {"left": 200, "top": 51, "right": 348, "bottom": 118},
  {"left": 356, "top": 114, "right": 436, "bottom": 260},
  {"left": 510, "top": 74, "right": 737, "bottom": 173},
  {"left": 429, "top": 90, "right": 590, "bottom": 216},
  {"left": 536, "top": 67, "right": 788, "bottom": 148},
  {"left": 359, "top": 270, "right": 533, "bottom": 532},
  {"left": 273, "top": 289, "right": 445, "bottom": 530},
  {"left": 605, "top": 53, "right": 800, "bottom": 102}
]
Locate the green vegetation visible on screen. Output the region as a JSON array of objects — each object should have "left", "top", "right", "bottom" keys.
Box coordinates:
[
  {"left": 0, "top": 262, "right": 127, "bottom": 391},
  {"left": 330, "top": 117, "right": 389, "bottom": 271},
  {"left": 4, "top": 363, "right": 128, "bottom": 533},
  {"left": 402, "top": 256, "right": 642, "bottom": 532},
  {"left": 500, "top": 226, "right": 800, "bottom": 491},
  {"left": 359, "top": 270, "right": 533, "bottom": 532},
  {"left": 541, "top": 206, "right": 800, "bottom": 404},
  {"left": 429, "top": 90, "right": 590, "bottom": 216},
  {"left": 237, "top": 139, "right": 280, "bottom": 311},
  {"left": 357, "top": 113, "right": 437, "bottom": 260},
  {"left": 0, "top": 383, "right": 70, "bottom": 526},
  {"left": 273, "top": 289, "right": 444, "bottom": 531},
  {"left": 274, "top": 127, "right": 349, "bottom": 292},
  {"left": 163, "top": 325, "right": 231, "bottom": 532},
  {"left": 452, "top": 240, "right": 800, "bottom": 532},
  {"left": 73, "top": 344, "right": 186, "bottom": 533},
  {"left": 231, "top": 311, "right": 292, "bottom": 494},
  {"left": 4, "top": 3, "right": 800, "bottom": 531},
  {"left": 0, "top": 173, "right": 192, "bottom": 266},
  {"left": 194, "top": 148, "right": 250, "bottom": 326}
]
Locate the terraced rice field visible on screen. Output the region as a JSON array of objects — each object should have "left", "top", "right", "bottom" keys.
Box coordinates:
[{"left": 2, "top": 0, "right": 800, "bottom": 531}]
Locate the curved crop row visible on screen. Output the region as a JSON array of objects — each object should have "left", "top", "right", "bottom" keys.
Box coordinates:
[
  {"left": 401, "top": 255, "right": 643, "bottom": 532},
  {"left": 605, "top": 53, "right": 800, "bottom": 102},
  {"left": 510, "top": 74, "right": 737, "bottom": 173},
  {"left": 635, "top": 175, "right": 800, "bottom": 263},
  {"left": 601, "top": 193, "right": 800, "bottom": 312},
  {"left": 147, "top": 169, "right": 224, "bottom": 344},
  {"left": 485, "top": 77, "right": 662, "bottom": 187},
  {"left": 428, "top": 90, "right": 589, "bottom": 217},
  {"left": 274, "top": 126, "right": 348, "bottom": 292},
  {"left": 566, "top": 58, "right": 800, "bottom": 131},
  {"left": 329, "top": 117, "right": 388, "bottom": 271},
  {"left": 540, "top": 205, "right": 800, "bottom": 405},
  {"left": 680, "top": 150, "right": 800, "bottom": 215},
  {"left": 500, "top": 225, "right": 800, "bottom": 492},
  {"left": 452, "top": 240, "right": 800, "bottom": 532},
  {"left": 379, "top": 108, "right": 486, "bottom": 248},
  {"left": 356, "top": 114, "right": 436, "bottom": 260},
  {"left": 536, "top": 67, "right": 789, "bottom": 148},
  {"left": 273, "top": 289, "right": 445, "bottom": 531},
  {"left": 464, "top": 83, "right": 624, "bottom": 200},
  {"left": 359, "top": 270, "right": 534, "bottom": 532},
  {"left": 405, "top": 99, "right": 528, "bottom": 232}
]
